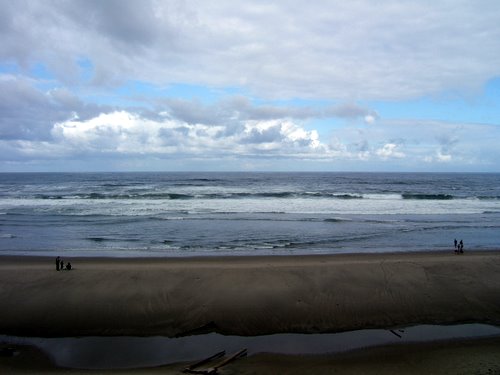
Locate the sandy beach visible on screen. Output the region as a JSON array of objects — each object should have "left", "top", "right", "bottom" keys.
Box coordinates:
[
  {"left": 1, "top": 251, "right": 500, "bottom": 373},
  {"left": 2, "top": 251, "right": 500, "bottom": 337}
]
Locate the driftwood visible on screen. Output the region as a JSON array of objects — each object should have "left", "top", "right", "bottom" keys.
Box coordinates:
[
  {"left": 183, "top": 351, "right": 225, "bottom": 373},
  {"left": 389, "top": 329, "right": 402, "bottom": 338},
  {"left": 183, "top": 349, "right": 247, "bottom": 374}
]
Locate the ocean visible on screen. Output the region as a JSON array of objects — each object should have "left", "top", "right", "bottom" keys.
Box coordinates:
[{"left": 0, "top": 172, "right": 499, "bottom": 257}]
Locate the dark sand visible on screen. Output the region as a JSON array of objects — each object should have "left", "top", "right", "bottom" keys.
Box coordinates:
[{"left": 1, "top": 251, "right": 500, "bottom": 373}]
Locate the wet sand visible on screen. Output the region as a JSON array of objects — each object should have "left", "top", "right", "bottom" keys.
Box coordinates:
[
  {"left": 1, "top": 251, "right": 500, "bottom": 372},
  {"left": 2, "top": 336, "right": 500, "bottom": 374}
]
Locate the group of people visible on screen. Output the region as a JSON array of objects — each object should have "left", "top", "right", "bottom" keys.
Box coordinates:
[
  {"left": 55, "top": 256, "right": 72, "bottom": 271},
  {"left": 454, "top": 239, "right": 464, "bottom": 254}
]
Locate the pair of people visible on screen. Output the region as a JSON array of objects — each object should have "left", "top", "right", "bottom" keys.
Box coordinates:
[
  {"left": 454, "top": 239, "right": 464, "bottom": 254},
  {"left": 55, "top": 256, "right": 72, "bottom": 271}
]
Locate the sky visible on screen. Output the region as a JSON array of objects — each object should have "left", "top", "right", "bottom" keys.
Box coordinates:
[{"left": 1, "top": 0, "right": 500, "bottom": 172}]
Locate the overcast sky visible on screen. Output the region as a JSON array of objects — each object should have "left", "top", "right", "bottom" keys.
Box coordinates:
[{"left": 1, "top": 0, "right": 500, "bottom": 172}]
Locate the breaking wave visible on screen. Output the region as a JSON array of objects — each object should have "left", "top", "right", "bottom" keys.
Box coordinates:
[
  {"left": 17, "top": 192, "right": 500, "bottom": 201},
  {"left": 31, "top": 192, "right": 365, "bottom": 200}
]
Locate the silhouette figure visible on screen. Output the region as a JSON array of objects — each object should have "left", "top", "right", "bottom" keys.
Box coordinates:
[
  {"left": 56, "top": 256, "right": 61, "bottom": 271},
  {"left": 66, "top": 262, "right": 72, "bottom": 271},
  {"left": 60, "top": 260, "right": 64, "bottom": 270},
  {"left": 459, "top": 240, "right": 464, "bottom": 253}
]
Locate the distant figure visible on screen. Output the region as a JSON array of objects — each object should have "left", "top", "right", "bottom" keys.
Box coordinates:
[
  {"left": 55, "top": 256, "right": 61, "bottom": 271},
  {"left": 460, "top": 240, "right": 464, "bottom": 254},
  {"left": 60, "top": 260, "right": 64, "bottom": 270},
  {"left": 454, "top": 239, "right": 458, "bottom": 253},
  {"left": 66, "top": 262, "right": 72, "bottom": 271}
]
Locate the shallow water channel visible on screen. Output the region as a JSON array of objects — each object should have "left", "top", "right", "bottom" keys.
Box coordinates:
[{"left": 2, "top": 324, "right": 500, "bottom": 369}]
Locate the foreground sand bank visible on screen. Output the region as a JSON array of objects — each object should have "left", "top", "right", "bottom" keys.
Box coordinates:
[{"left": 1, "top": 251, "right": 500, "bottom": 337}]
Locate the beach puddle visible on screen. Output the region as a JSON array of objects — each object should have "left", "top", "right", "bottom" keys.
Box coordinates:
[{"left": 2, "top": 324, "right": 500, "bottom": 370}]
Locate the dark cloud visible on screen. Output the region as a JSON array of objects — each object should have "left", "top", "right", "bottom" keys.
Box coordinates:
[
  {"left": 161, "top": 99, "right": 222, "bottom": 125},
  {"left": 65, "top": 0, "right": 160, "bottom": 48},
  {"left": 158, "top": 126, "right": 190, "bottom": 146},
  {"left": 0, "top": 1, "right": 13, "bottom": 34},
  {"left": 223, "top": 96, "right": 319, "bottom": 121},
  {"left": 353, "top": 139, "right": 369, "bottom": 153},
  {"left": 436, "top": 133, "right": 459, "bottom": 155},
  {"left": 0, "top": 77, "right": 112, "bottom": 141},
  {"left": 241, "top": 124, "right": 283, "bottom": 144},
  {"left": 325, "top": 103, "right": 379, "bottom": 121},
  {"left": 0, "top": 2, "right": 29, "bottom": 64},
  {"left": 159, "top": 96, "right": 376, "bottom": 125},
  {"left": 0, "top": 78, "right": 57, "bottom": 140}
]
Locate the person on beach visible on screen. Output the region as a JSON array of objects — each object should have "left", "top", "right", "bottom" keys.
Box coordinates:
[
  {"left": 460, "top": 240, "right": 464, "bottom": 254},
  {"left": 60, "top": 260, "right": 64, "bottom": 270},
  {"left": 66, "top": 262, "right": 72, "bottom": 271},
  {"left": 55, "top": 256, "right": 60, "bottom": 271},
  {"left": 454, "top": 239, "right": 457, "bottom": 250}
]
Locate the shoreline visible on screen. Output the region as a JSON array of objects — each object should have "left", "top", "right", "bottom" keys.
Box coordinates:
[
  {"left": 2, "top": 246, "right": 499, "bottom": 261},
  {"left": 0, "top": 245, "right": 500, "bottom": 260}
]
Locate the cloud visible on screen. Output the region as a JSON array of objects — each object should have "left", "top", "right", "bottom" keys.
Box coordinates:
[
  {"left": 0, "top": 75, "right": 112, "bottom": 141},
  {"left": 158, "top": 96, "right": 377, "bottom": 125},
  {"left": 67, "top": 0, "right": 160, "bottom": 48},
  {"left": 334, "top": 118, "right": 500, "bottom": 168},
  {"left": 364, "top": 115, "right": 377, "bottom": 125},
  {"left": 2, "top": 1, "right": 500, "bottom": 99},
  {"left": 324, "top": 103, "right": 378, "bottom": 122},
  {"left": 0, "top": 75, "right": 378, "bottom": 168},
  {"left": 241, "top": 123, "right": 283, "bottom": 145},
  {"left": 48, "top": 111, "right": 324, "bottom": 159},
  {"left": 375, "top": 143, "right": 405, "bottom": 159},
  {"left": 1, "top": 104, "right": 499, "bottom": 171},
  {"left": 1, "top": 0, "right": 499, "bottom": 172},
  {"left": 0, "top": 76, "right": 54, "bottom": 140}
]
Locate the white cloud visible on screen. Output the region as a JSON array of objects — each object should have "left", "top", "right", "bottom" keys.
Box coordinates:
[
  {"left": 424, "top": 152, "right": 452, "bottom": 163},
  {"left": 326, "top": 117, "right": 500, "bottom": 169},
  {"left": 436, "top": 152, "right": 452, "bottom": 162},
  {"left": 50, "top": 111, "right": 326, "bottom": 159},
  {"left": 375, "top": 143, "right": 405, "bottom": 159},
  {"left": 364, "top": 115, "right": 376, "bottom": 124},
  {"left": 1, "top": 109, "right": 499, "bottom": 171}
]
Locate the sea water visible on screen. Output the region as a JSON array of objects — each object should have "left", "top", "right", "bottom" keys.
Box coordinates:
[
  {"left": 0, "top": 172, "right": 499, "bottom": 257},
  {"left": 2, "top": 324, "right": 500, "bottom": 369}
]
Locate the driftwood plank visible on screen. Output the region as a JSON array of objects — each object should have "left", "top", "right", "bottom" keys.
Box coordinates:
[
  {"left": 183, "top": 351, "right": 226, "bottom": 373},
  {"left": 209, "top": 348, "right": 247, "bottom": 371},
  {"left": 184, "top": 349, "right": 247, "bottom": 374},
  {"left": 389, "top": 329, "right": 402, "bottom": 338}
]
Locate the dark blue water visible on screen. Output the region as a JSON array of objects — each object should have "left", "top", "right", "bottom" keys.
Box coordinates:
[{"left": 0, "top": 172, "right": 499, "bottom": 257}]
